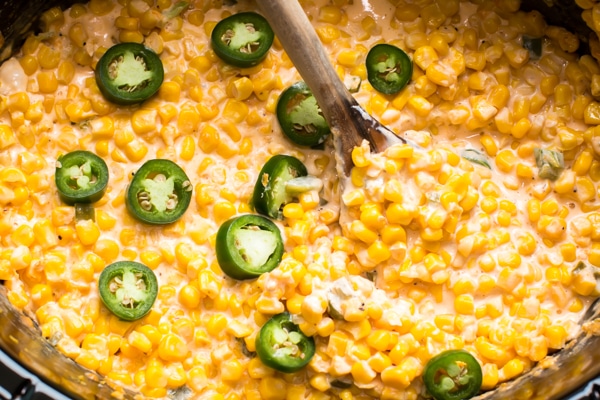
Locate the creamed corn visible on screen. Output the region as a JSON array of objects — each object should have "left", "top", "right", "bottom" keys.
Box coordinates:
[{"left": 0, "top": 0, "right": 599, "bottom": 399}]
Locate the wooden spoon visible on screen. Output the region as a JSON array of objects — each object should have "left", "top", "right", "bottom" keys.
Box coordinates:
[{"left": 255, "top": 0, "right": 406, "bottom": 177}]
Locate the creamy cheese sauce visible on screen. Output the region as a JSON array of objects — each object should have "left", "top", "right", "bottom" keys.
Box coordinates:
[
  {"left": 0, "top": 0, "right": 598, "bottom": 398},
  {"left": 0, "top": 58, "right": 28, "bottom": 95}
]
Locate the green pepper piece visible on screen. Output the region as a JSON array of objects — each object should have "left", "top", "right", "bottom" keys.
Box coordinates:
[
  {"left": 572, "top": 261, "right": 600, "bottom": 296},
  {"left": 237, "top": 337, "right": 256, "bottom": 357},
  {"left": 423, "top": 349, "right": 482, "bottom": 400},
  {"left": 216, "top": 214, "right": 284, "bottom": 280},
  {"left": 75, "top": 203, "right": 96, "bottom": 221},
  {"left": 251, "top": 155, "right": 308, "bottom": 219},
  {"left": 95, "top": 42, "right": 164, "bottom": 105},
  {"left": 162, "top": 1, "right": 189, "bottom": 19},
  {"left": 366, "top": 43, "right": 413, "bottom": 95},
  {"left": 285, "top": 176, "right": 324, "bottom": 196},
  {"left": 523, "top": 35, "right": 542, "bottom": 59},
  {"left": 461, "top": 148, "right": 491, "bottom": 169},
  {"left": 126, "top": 159, "right": 193, "bottom": 225},
  {"left": 330, "top": 378, "right": 353, "bottom": 389},
  {"left": 344, "top": 75, "right": 362, "bottom": 93},
  {"left": 211, "top": 12, "right": 274, "bottom": 68},
  {"left": 534, "top": 148, "right": 564, "bottom": 181},
  {"left": 276, "top": 82, "right": 331, "bottom": 147},
  {"left": 255, "top": 312, "right": 315, "bottom": 373},
  {"left": 327, "top": 301, "right": 345, "bottom": 320},
  {"left": 55, "top": 150, "right": 109, "bottom": 205},
  {"left": 98, "top": 261, "right": 158, "bottom": 321}
]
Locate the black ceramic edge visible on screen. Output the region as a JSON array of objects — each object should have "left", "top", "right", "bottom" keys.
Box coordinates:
[
  {"left": 519, "top": 0, "right": 593, "bottom": 51},
  {"left": 0, "top": 286, "right": 137, "bottom": 400},
  {"left": 0, "top": 333, "right": 598, "bottom": 400},
  {"left": 564, "top": 379, "right": 600, "bottom": 400},
  {"left": 1, "top": 292, "right": 600, "bottom": 400},
  {"left": 0, "top": 347, "right": 72, "bottom": 400},
  {"left": 0, "top": 0, "right": 84, "bottom": 61}
]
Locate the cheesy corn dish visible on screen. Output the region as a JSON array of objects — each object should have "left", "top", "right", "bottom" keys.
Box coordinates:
[{"left": 0, "top": 0, "right": 600, "bottom": 398}]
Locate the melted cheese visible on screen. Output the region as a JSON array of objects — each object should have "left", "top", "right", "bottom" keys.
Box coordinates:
[
  {"left": 0, "top": 0, "right": 596, "bottom": 398},
  {"left": 0, "top": 58, "right": 27, "bottom": 95}
]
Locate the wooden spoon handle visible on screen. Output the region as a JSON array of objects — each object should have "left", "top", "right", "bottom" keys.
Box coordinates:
[
  {"left": 255, "top": 0, "right": 357, "bottom": 129},
  {"left": 256, "top": 0, "right": 405, "bottom": 176},
  {"left": 256, "top": 0, "right": 369, "bottom": 168}
]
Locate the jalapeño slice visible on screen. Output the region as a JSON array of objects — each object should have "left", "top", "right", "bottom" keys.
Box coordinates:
[
  {"left": 126, "top": 159, "right": 192, "bottom": 225},
  {"left": 276, "top": 82, "right": 331, "bottom": 147},
  {"left": 211, "top": 12, "right": 274, "bottom": 68},
  {"left": 366, "top": 43, "right": 412, "bottom": 95},
  {"left": 216, "top": 214, "right": 284, "bottom": 280},
  {"left": 423, "top": 349, "right": 483, "bottom": 400},
  {"left": 251, "top": 155, "right": 308, "bottom": 220},
  {"left": 255, "top": 312, "right": 315, "bottom": 373},
  {"left": 55, "top": 150, "right": 109, "bottom": 205},
  {"left": 95, "top": 42, "right": 164, "bottom": 105},
  {"left": 98, "top": 261, "right": 158, "bottom": 321}
]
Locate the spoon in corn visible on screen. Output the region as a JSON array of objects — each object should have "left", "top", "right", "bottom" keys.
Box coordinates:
[{"left": 256, "top": 0, "right": 407, "bottom": 179}]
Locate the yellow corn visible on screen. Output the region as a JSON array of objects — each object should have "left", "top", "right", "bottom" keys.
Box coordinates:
[
  {"left": 226, "top": 77, "right": 254, "bottom": 101},
  {"left": 157, "top": 333, "right": 188, "bottom": 362},
  {"left": 37, "top": 71, "right": 58, "bottom": 93},
  {"left": 68, "top": 22, "right": 88, "bottom": 48},
  {"left": 574, "top": 149, "right": 593, "bottom": 175},
  {"left": 494, "top": 149, "right": 516, "bottom": 172},
  {"left": 75, "top": 220, "right": 101, "bottom": 246},
  {"left": 19, "top": 55, "right": 38, "bottom": 76},
  {"left": 465, "top": 50, "right": 486, "bottom": 71},
  {"left": 408, "top": 95, "right": 433, "bottom": 116},
  {"left": 426, "top": 62, "right": 456, "bottom": 87},
  {"left": 124, "top": 140, "right": 148, "bottom": 162},
  {"left": 455, "top": 294, "right": 475, "bottom": 314},
  {"left": 381, "top": 357, "right": 421, "bottom": 389},
  {"left": 198, "top": 124, "right": 220, "bottom": 153},
  {"left": 180, "top": 135, "right": 195, "bottom": 161},
  {"left": 413, "top": 46, "right": 439, "bottom": 70},
  {"left": 131, "top": 109, "right": 158, "bottom": 136},
  {"left": 337, "top": 49, "right": 363, "bottom": 68},
  {"left": 178, "top": 284, "right": 201, "bottom": 309},
  {"left": 214, "top": 201, "right": 237, "bottom": 224},
  {"left": 159, "top": 81, "right": 181, "bottom": 102},
  {"left": 37, "top": 44, "right": 60, "bottom": 69},
  {"left": 93, "top": 239, "right": 120, "bottom": 263},
  {"left": 0, "top": 1, "right": 595, "bottom": 397},
  {"left": 178, "top": 105, "right": 201, "bottom": 135}
]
